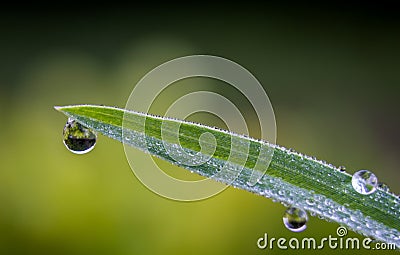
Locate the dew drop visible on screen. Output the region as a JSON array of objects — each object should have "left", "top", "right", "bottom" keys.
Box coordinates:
[
  {"left": 63, "top": 118, "right": 97, "bottom": 154},
  {"left": 305, "top": 198, "right": 315, "bottom": 206},
  {"left": 351, "top": 170, "right": 378, "bottom": 195},
  {"left": 338, "top": 205, "right": 347, "bottom": 213},
  {"left": 378, "top": 182, "right": 390, "bottom": 192},
  {"left": 283, "top": 207, "right": 308, "bottom": 232},
  {"left": 281, "top": 201, "right": 290, "bottom": 207}
]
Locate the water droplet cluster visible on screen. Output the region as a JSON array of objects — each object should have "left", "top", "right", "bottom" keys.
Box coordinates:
[
  {"left": 242, "top": 147, "right": 399, "bottom": 245},
  {"left": 59, "top": 117, "right": 400, "bottom": 247}
]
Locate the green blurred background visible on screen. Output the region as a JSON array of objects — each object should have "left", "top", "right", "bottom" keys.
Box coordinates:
[{"left": 0, "top": 3, "right": 399, "bottom": 254}]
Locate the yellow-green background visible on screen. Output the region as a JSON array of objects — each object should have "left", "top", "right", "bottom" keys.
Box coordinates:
[{"left": 0, "top": 4, "right": 399, "bottom": 254}]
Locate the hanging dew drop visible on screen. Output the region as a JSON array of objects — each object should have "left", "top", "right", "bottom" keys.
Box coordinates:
[
  {"left": 283, "top": 207, "right": 308, "bottom": 232},
  {"left": 351, "top": 170, "right": 378, "bottom": 195},
  {"left": 63, "top": 118, "right": 97, "bottom": 154}
]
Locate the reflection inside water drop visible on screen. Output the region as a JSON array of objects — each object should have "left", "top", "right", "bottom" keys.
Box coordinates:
[
  {"left": 351, "top": 169, "right": 378, "bottom": 195},
  {"left": 63, "top": 118, "right": 97, "bottom": 154},
  {"left": 283, "top": 207, "right": 308, "bottom": 232}
]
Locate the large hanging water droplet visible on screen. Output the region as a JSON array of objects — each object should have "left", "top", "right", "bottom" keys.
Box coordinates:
[
  {"left": 351, "top": 170, "right": 378, "bottom": 195},
  {"left": 283, "top": 207, "right": 308, "bottom": 232},
  {"left": 63, "top": 118, "right": 97, "bottom": 154}
]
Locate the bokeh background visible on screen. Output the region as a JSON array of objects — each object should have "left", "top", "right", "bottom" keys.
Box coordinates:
[{"left": 0, "top": 3, "right": 399, "bottom": 254}]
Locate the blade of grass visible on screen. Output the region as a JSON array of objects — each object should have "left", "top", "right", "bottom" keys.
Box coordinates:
[{"left": 55, "top": 104, "right": 400, "bottom": 247}]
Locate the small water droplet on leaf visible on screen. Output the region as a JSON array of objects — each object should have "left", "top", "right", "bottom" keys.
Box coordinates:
[
  {"left": 63, "top": 118, "right": 97, "bottom": 154},
  {"left": 378, "top": 182, "right": 390, "bottom": 192},
  {"left": 305, "top": 198, "right": 315, "bottom": 206},
  {"left": 351, "top": 170, "right": 378, "bottom": 195},
  {"left": 283, "top": 207, "right": 308, "bottom": 232}
]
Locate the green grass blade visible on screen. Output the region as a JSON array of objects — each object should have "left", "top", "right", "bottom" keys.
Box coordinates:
[{"left": 55, "top": 104, "right": 400, "bottom": 247}]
